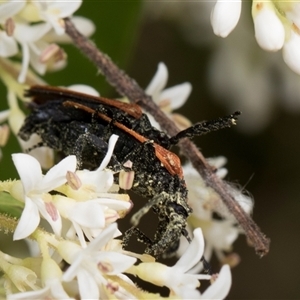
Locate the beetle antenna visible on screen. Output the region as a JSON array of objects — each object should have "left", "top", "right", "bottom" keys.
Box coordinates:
[{"left": 169, "top": 111, "right": 241, "bottom": 146}]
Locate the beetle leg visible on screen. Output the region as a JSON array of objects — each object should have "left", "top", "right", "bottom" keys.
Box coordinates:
[
  {"left": 130, "top": 192, "right": 165, "bottom": 227},
  {"left": 146, "top": 216, "right": 184, "bottom": 257},
  {"left": 24, "top": 141, "right": 47, "bottom": 153},
  {"left": 122, "top": 227, "right": 153, "bottom": 250}
]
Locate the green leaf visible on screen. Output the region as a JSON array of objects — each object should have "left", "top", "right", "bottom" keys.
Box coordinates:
[{"left": 0, "top": 192, "right": 23, "bottom": 218}]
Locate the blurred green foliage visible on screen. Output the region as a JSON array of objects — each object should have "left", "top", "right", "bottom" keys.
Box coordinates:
[{"left": 0, "top": 192, "right": 23, "bottom": 218}]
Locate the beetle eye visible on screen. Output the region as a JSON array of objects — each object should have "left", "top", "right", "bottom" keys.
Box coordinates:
[
  {"left": 169, "top": 203, "right": 188, "bottom": 217},
  {"left": 177, "top": 206, "right": 188, "bottom": 217}
]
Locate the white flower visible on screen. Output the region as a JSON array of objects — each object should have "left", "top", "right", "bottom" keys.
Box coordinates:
[
  {"left": 59, "top": 223, "right": 136, "bottom": 299},
  {"left": 34, "top": 1, "right": 82, "bottom": 35},
  {"left": 179, "top": 160, "right": 253, "bottom": 267},
  {"left": 55, "top": 196, "right": 130, "bottom": 248},
  {"left": 128, "top": 228, "right": 231, "bottom": 299},
  {"left": 13, "top": 22, "right": 52, "bottom": 83},
  {"left": 211, "top": 0, "right": 242, "bottom": 38},
  {"left": 8, "top": 258, "right": 72, "bottom": 299},
  {"left": 12, "top": 153, "right": 77, "bottom": 240},
  {"left": 0, "top": 254, "right": 39, "bottom": 293},
  {"left": 0, "top": 1, "right": 94, "bottom": 82},
  {"left": 145, "top": 62, "right": 192, "bottom": 130}
]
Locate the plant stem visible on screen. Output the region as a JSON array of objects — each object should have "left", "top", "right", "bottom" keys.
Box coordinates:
[{"left": 64, "top": 18, "right": 270, "bottom": 256}]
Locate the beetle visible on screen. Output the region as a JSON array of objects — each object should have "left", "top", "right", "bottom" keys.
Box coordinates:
[{"left": 19, "top": 85, "right": 240, "bottom": 257}]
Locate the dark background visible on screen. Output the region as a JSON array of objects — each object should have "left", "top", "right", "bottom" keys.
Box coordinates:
[{"left": 1, "top": 2, "right": 299, "bottom": 299}]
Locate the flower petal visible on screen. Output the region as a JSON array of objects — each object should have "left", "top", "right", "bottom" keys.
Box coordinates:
[
  {"left": 0, "top": 32, "right": 18, "bottom": 57},
  {"left": 174, "top": 228, "right": 205, "bottom": 272},
  {"left": 13, "top": 197, "right": 40, "bottom": 240},
  {"left": 7, "top": 286, "right": 49, "bottom": 300},
  {"left": 96, "top": 252, "right": 136, "bottom": 275},
  {"left": 71, "top": 16, "right": 95, "bottom": 37},
  {"left": 28, "top": 44, "right": 47, "bottom": 75},
  {"left": 43, "top": 16, "right": 95, "bottom": 44},
  {"left": 145, "top": 62, "right": 168, "bottom": 100},
  {"left": 0, "top": 1, "right": 25, "bottom": 22},
  {"left": 285, "top": 3, "right": 300, "bottom": 29},
  {"left": 61, "top": 245, "right": 83, "bottom": 281},
  {"left": 77, "top": 169, "right": 114, "bottom": 193},
  {"left": 87, "top": 223, "right": 117, "bottom": 253},
  {"left": 49, "top": 278, "right": 70, "bottom": 299},
  {"left": 98, "top": 134, "right": 118, "bottom": 171},
  {"left": 45, "top": 1, "right": 82, "bottom": 19},
  {"left": 77, "top": 268, "right": 99, "bottom": 299},
  {"left": 283, "top": 30, "right": 300, "bottom": 75},
  {"left": 12, "top": 153, "right": 42, "bottom": 194},
  {"left": 67, "top": 84, "right": 100, "bottom": 96},
  {"left": 93, "top": 198, "right": 131, "bottom": 211},
  {"left": 201, "top": 265, "right": 232, "bottom": 299},
  {"left": 37, "top": 199, "right": 62, "bottom": 236},
  {"left": 70, "top": 201, "right": 105, "bottom": 228},
  {"left": 40, "top": 0, "right": 82, "bottom": 36},
  {"left": 159, "top": 82, "right": 192, "bottom": 110},
  {"left": 40, "top": 155, "right": 77, "bottom": 192},
  {"left": 14, "top": 22, "right": 52, "bottom": 43}
]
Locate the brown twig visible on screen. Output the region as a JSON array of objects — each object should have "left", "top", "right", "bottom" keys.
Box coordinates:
[{"left": 64, "top": 18, "right": 270, "bottom": 256}]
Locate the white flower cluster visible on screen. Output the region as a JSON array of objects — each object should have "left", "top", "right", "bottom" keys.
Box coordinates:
[
  {"left": 145, "top": 62, "right": 192, "bottom": 130},
  {"left": 0, "top": 0, "right": 94, "bottom": 83},
  {"left": 0, "top": 134, "right": 232, "bottom": 299},
  {"left": 211, "top": 0, "right": 300, "bottom": 74},
  {"left": 0, "top": 1, "right": 95, "bottom": 162},
  {"left": 179, "top": 158, "right": 253, "bottom": 270}
]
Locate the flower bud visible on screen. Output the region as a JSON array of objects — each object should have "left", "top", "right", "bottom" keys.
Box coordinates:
[
  {"left": 252, "top": 1, "right": 285, "bottom": 51},
  {"left": 41, "top": 258, "right": 63, "bottom": 282},
  {"left": 211, "top": 0, "right": 242, "bottom": 37}
]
